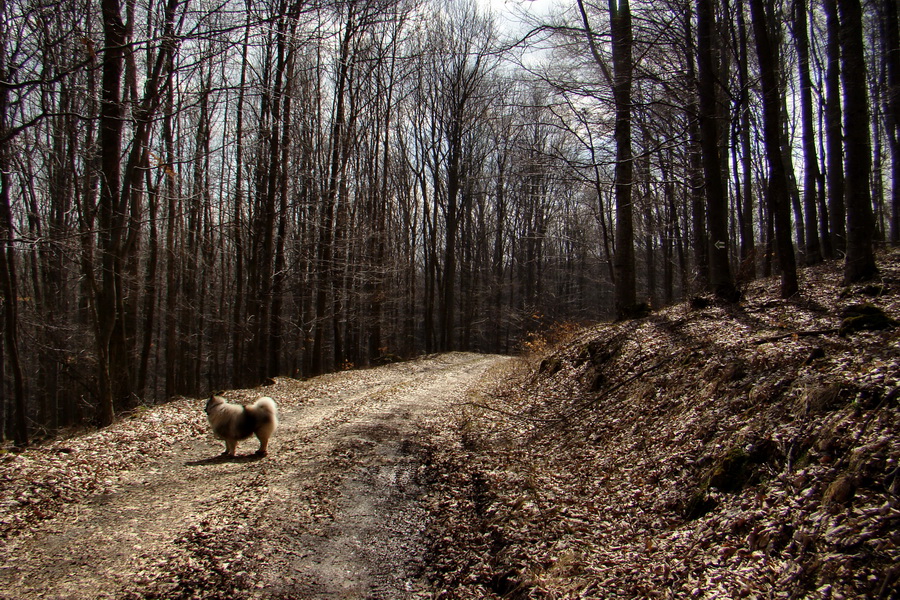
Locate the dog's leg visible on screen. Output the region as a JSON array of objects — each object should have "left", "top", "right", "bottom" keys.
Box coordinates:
[
  {"left": 255, "top": 431, "right": 269, "bottom": 456},
  {"left": 224, "top": 438, "right": 238, "bottom": 457}
]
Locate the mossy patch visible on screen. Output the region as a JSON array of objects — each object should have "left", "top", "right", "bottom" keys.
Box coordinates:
[
  {"left": 708, "top": 439, "right": 777, "bottom": 493},
  {"left": 616, "top": 302, "right": 652, "bottom": 321},
  {"left": 690, "top": 296, "right": 712, "bottom": 310},
  {"left": 801, "top": 382, "right": 844, "bottom": 414},
  {"left": 683, "top": 490, "right": 718, "bottom": 520},
  {"left": 823, "top": 473, "right": 856, "bottom": 507},
  {"left": 539, "top": 356, "right": 564, "bottom": 376},
  {"left": 574, "top": 336, "right": 624, "bottom": 369},
  {"left": 838, "top": 304, "right": 898, "bottom": 336},
  {"left": 708, "top": 447, "right": 755, "bottom": 492},
  {"left": 683, "top": 444, "right": 767, "bottom": 519},
  {"left": 860, "top": 283, "right": 887, "bottom": 297}
]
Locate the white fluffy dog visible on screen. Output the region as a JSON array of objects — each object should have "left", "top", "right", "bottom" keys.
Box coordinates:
[{"left": 205, "top": 396, "right": 278, "bottom": 457}]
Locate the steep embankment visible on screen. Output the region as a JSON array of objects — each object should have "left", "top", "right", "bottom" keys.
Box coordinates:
[{"left": 424, "top": 251, "right": 900, "bottom": 599}]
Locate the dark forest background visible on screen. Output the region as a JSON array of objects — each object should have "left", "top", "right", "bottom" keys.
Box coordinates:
[{"left": 0, "top": 0, "right": 897, "bottom": 443}]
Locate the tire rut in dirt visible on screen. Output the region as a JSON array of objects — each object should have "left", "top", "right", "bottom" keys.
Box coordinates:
[
  {"left": 250, "top": 405, "right": 440, "bottom": 598},
  {"left": 247, "top": 354, "right": 504, "bottom": 599}
]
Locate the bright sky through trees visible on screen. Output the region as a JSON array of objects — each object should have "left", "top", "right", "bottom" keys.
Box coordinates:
[{"left": 479, "top": 0, "right": 558, "bottom": 31}]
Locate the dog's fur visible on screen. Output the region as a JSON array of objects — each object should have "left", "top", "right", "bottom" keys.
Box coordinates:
[{"left": 205, "top": 395, "right": 278, "bottom": 457}]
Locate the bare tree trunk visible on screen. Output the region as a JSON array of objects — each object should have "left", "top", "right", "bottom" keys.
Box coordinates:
[
  {"left": 736, "top": 5, "right": 756, "bottom": 277},
  {"left": 838, "top": 0, "right": 877, "bottom": 283},
  {"left": 0, "top": 6, "right": 26, "bottom": 442},
  {"left": 368, "top": 24, "right": 400, "bottom": 363},
  {"left": 579, "top": 0, "right": 635, "bottom": 317},
  {"left": 163, "top": 76, "right": 179, "bottom": 399},
  {"left": 440, "top": 118, "right": 461, "bottom": 351},
  {"left": 697, "top": 0, "right": 737, "bottom": 301},
  {"left": 231, "top": 12, "right": 250, "bottom": 387},
  {"left": 609, "top": 0, "right": 635, "bottom": 318},
  {"left": 423, "top": 181, "right": 437, "bottom": 353},
  {"left": 794, "top": 0, "right": 822, "bottom": 265},
  {"left": 750, "top": 0, "right": 798, "bottom": 298},
  {"left": 682, "top": 4, "right": 708, "bottom": 292},
  {"left": 257, "top": 77, "right": 282, "bottom": 379},
  {"left": 824, "top": 0, "right": 847, "bottom": 255},
  {"left": 313, "top": 10, "right": 354, "bottom": 375},
  {"left": 0, "top": 143, "right": 26, "bottom": 446},
  {"left": 884, "top": 0, "right": 900, "bottom": 244},
  {"left": 269, "top": 72, "right": 293, "bottom": 377},
  {"left": 95, "top": 0, "right": 128, "bottom": 425},
  {"left": 136, "top": 158, "right": 159, "bottom": 396}
]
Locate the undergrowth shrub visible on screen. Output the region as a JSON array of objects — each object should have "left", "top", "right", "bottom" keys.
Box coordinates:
[{"left": 519, "top": 317, "right": 585, "bottom": 357}]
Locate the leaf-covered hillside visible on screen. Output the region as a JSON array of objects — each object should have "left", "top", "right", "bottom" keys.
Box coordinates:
[{"left": 424, "top": 250, "right": 900, "bottom": 599}]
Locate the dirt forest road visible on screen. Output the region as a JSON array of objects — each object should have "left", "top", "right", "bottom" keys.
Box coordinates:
[{"left": 0, "top": 352, "right": 510, "bottom": 600}]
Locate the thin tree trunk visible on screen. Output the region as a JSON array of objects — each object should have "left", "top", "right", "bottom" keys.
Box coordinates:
[
  {"left": 736, "top": 5, "right": 756, "bottom": 277},
  {"left": 697, "top": 0, "right": 737, "bottom": 300},
  {"left": 750, "top": 0, "right": 798, "bottom": 298},
  {"left": 163, "top": 66, "right": 179, "bottom": 399},
  {"left": 682, "top": 4, "right": 708, "bottom": 291},
  {"left": 884, "top": 0, "right": 900, "bottom": 244},
  {"left": 0, "top": 9, "right": 26, "bottom": 442},
  {"left": 824, "top": 0, "right": 847, "bottom": 255},
  {"left": 269, "top": 72, "right": 293, "bottom": 377},
  {"left": 313, "top": 11, "right": 354, "bottom": 375},
  {"left": 136, "top": 162, "right": 159, "bottom": 396},
  {"left": 96, "top": 0, "right": 128, "bottom": 426},
  {"left": 794, "top": 0, "right": 822, "bottom": 264},
  {"left": 579, "top": 0, "right": 636, "bottom": 318},
  {"left": 0, "top": 146, "right": 26, "bottom": 446},
  {"left": 441, "top": 122, "right": 461, "bottom": 351},
  {"left": 231, "top": 11, "right": 250, "bottom": 387},
  {"left": 369, "top": 43, "right": 397, "bottom": 363},
  {"left": 252, "top": 21, "right": 286, "bottom": 381}
]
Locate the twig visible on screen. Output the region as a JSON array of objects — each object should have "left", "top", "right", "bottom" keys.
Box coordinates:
[
  {"left": 554, "top": 355, "right": 675, "bottom": 424},
  {"left": 752, "top": 328, "right": 839, "bottom": 344},
  {"left": 462, "top": 401, "right": 559, "bottom": 423},
  {"left": 463, "top": 355, "right": 674, "bottom": 427}
]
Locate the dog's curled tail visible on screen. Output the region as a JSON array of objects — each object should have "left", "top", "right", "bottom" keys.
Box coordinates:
[{"left": 252, "top": 396, "right": 278, "bottom": 419}]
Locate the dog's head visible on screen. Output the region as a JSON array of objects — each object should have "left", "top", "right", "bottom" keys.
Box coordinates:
[{"left": 205, "top": 395, "right": 224, "bottom": 414}]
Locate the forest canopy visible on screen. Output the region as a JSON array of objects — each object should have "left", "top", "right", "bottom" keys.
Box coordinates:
[{"left": 0, "top": 0, "right": 896, "bottom": 443}]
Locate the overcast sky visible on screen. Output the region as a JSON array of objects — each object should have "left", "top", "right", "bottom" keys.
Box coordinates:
[{"left": 480, "top": 0, "right": 560, "bottom": 31}]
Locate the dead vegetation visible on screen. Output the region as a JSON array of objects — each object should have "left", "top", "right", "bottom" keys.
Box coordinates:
[
  {"left": 423, "top": 249, "right": 900, "bottom": 599},
  {"left": 1, "top": 252, "right": 899, "bottom": 599}
]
